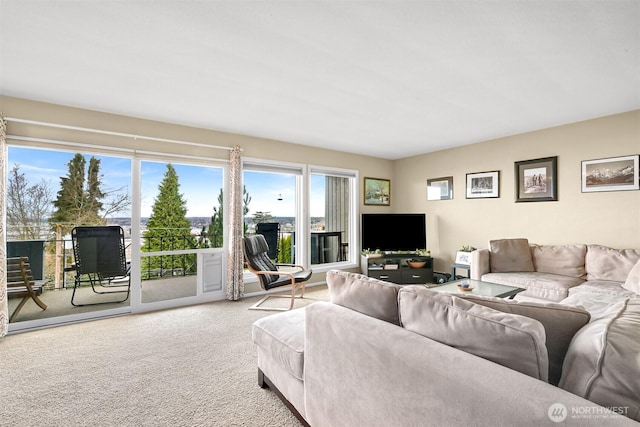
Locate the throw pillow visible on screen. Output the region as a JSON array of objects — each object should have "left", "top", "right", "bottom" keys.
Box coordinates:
[
  {"left": 326, "top": 270, "right": 402, "bottom": 325},
  {"left": 531, "top": 244, "right": 587, "bottom": 278},
  {"left": 586, "top": 244, "right": 640, "bottom": 282},
  {"left": 489, "top": 238, "right": 535, "bottom": 273},
  {"left": 398, "top": 286, "right": 549, "bottom": 382},
  {"left": 456, "top": 293, "right": 590, "bottom": 386},
  {"left": 622, "top": 258, "right": 640, "bottom": 295}
]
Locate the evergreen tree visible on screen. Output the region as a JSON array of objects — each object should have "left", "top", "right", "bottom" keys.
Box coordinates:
[
  {"left": 143, "top": 164, "right": 195, "bottom": 276},
  {"left": 50, "top": 153, "right": 105, "bottom": 234},
  {"left": 199, "top": 185, "right": 251, "bottom": 248},
  {"left": 86, "top": 157, "right": 104, "bottom": 217},
  {"left": 253, "top": 211, "right": 275, "bottom": 224},
  {"left": 242, "top": 185, "right": 251, "bottom": 235}
]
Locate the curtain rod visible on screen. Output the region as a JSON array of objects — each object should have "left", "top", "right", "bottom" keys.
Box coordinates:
[
  {"left": 4, "top": 116, "right": 240, "bottom": 152},
  {"left": 6, "top": 134, "right": 230, "bottom": 163}
]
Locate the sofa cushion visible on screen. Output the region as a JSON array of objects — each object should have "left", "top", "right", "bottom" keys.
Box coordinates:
[
  {"left": 559, "top": 298, "right": 640, "bottom": 421},
  {"left": 252, "top": 308, "right": 305, "bottom": 381},
  {"left": 481, "top": 272, "right": 584, "bottom": 302},
  {"left": 326, "top": 269, "right": 402, "bottom": 325},
  {"left": 456, "top": 293, "right": 590, "bottom": 386},
  {"left": 561, "top": 286, "right": 633, "bottom": 321},
  {"left": 531, "top": 244, "right": 586, "bottom": 278},
  {"left": 622, "top": 258, "right": 640, "bottom": 295},
  {"left": 489, "top": 238, "right": 534, "bottom": 273},
  {"left": 398, "top": 286, "right": 548, "bottom": 381},
  {"left": 586, "top": 245, "right": 640, "bottom": 282}
]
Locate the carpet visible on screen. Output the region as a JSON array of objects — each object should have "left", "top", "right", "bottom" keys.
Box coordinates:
[{"left": 0, "top": 285, "right": 329, "bottom": 426}]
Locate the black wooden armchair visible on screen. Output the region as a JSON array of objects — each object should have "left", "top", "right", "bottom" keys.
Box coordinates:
[{"left": 243, "top": 234, "right": 312, "bottom": 311}]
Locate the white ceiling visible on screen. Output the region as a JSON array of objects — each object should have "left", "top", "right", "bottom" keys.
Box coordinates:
[{"left": 1, "top": 1, "right": 639, "bottom": 160}]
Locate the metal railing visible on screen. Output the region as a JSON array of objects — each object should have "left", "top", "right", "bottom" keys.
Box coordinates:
[{"left": 8, "top": 230, "right": 223, "bottom": 290}]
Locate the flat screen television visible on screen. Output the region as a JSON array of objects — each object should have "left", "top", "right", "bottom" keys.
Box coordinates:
[{"left": 361, "top": 213, "right": 426, "bottom": 252}]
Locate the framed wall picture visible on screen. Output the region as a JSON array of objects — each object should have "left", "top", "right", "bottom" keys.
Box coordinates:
[
  {"left": 581, "top": 155, "right": 639, "bottom": 193},
  {"left": 466, "top": 171, "right": 500, "bottom": 199},
  {"left": 427, "top": 176, "right": 453, "bottom": 200},
  {"left": 455, "top": 251, "right": 472, "bottom": 265},
  {"left": 364, "top": 177, "right": 391, "bottom": 206},
  {"left": 514, "top": 156, "right": 558, "bottom": 202}
]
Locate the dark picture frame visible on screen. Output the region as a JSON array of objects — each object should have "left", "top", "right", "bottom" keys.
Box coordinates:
[
  {"left": 581, "top": 155, "right": 639, "bottom": 193},
  {"left": 466, "top": 170, "right": 500, "bottom": 199},
  {"left": 364, "top": 177, "right": 391, "bottom": 206},
  {"left": 514, "top": 156, "right": 558, "bottom": 202},
  {"left": 427, "top": 176, "right": 453, "bottom": 201}
]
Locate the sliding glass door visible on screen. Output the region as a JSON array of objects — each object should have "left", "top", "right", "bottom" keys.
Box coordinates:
[
  {"left": 137, "top": 159, "right": 226, "bottom": 308},
  {"left": 6, "top": 146, "right": 133, "bottom": 327},
  {"left": 5, "top": 145, "right": 229, "bottom": 331}
]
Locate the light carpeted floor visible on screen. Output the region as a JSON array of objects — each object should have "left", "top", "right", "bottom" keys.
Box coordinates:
[{"left": 0, "top": 285, "right": 329, "bottom": 427}]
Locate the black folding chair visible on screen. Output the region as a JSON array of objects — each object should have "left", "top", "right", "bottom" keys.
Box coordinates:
[
  {"left": 69, "top": 226, "right": 131, "bottom": 306},
  {"left": 256, "top": 222, "right": 280, "bottom": 260}
]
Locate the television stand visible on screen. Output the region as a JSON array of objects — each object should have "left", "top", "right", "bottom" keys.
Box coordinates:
[{"left": 360, "top": 253, "right": 433, "bottom": 284}]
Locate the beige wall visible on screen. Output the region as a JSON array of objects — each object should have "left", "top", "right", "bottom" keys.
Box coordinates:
[
  {"left": 2, "top": 96, "right": 638, "bottom": 283},
  {"left": 394, "top": 110, "right": 640, "bottom": 273}
]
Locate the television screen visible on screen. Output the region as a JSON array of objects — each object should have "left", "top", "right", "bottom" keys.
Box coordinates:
[{"left": 361, "top": 213, "right": 426, "bottom": 252}]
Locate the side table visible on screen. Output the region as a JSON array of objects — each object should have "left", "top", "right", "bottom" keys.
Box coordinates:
[{"left": 450, "top": 263, "right": 470, "bottom": 281}]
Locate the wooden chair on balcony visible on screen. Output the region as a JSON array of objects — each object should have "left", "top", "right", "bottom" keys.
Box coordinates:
[
  {"left": 243, "top": 234, "right": 312, "bottom": 311},
  {"left": 7, "top": 256, "right": 47, "bottom": 322}
]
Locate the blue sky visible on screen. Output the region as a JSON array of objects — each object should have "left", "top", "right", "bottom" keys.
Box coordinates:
[{"left": 8, "top": 147, "right": 326, "bottom": 218}]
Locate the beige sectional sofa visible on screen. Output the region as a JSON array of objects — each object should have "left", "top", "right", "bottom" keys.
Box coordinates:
[
  {"left": 252, "top": 263, "right": 640, "bottom": 426},
  {"left": 470, "top": 238, "right": 640, "bottom": 303}
]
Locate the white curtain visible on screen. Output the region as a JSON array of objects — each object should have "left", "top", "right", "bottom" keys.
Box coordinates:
[
  {"left": 226, "top": 146, "right": 244, "bottom": 300},
  {"left": 1, "top": 116, "right": 8, "bottom": 336}
]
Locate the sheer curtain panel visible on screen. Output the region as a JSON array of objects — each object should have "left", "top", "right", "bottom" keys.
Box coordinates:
[
  {"left": 226, "top": 146, "right": 244, "bottom": 300},
  {"left": 1, "top": 116, "right": 8, "bottom": 336}
]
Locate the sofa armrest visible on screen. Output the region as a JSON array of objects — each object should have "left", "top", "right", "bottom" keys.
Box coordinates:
[
  {"left": 303, "top": 302, "right": 630, "bottom": 426},
  {"left": 471, "top": 249, "right": 490, "bottom": 279}
]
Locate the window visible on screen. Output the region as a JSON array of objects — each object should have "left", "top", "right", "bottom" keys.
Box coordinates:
[
  {"left": 243, "top": 159, "right": 303, "bottom": 264},
  {"left": 242, "top": 160, "right": 357, "bottom": 271},
  {"left": 309, "top": 166, "right": 357, "bottom": 267},
  {"left": 139, "top": 160, "right": 225, "bottom": 303}
]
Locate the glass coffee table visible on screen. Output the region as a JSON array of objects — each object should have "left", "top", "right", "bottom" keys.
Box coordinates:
[{"left": 425, "top": 278, "right": 524, "bottom": 299}]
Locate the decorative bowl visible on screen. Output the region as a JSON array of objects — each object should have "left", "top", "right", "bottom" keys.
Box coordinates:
[
  {"left": 457, "top": 284, "right": 474, "bottom": 292},
  {"left": 407, "top": 260, "right": 427, "bottom": 269}
]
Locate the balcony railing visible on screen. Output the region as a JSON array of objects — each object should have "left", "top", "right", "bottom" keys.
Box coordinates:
[{"left": 7, "top": 230, "right": 223, "bottom": 290}]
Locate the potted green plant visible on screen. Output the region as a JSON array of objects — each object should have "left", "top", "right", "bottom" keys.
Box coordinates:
[{"left": 362, "top": 248, "right": 382, "bottom": 258}]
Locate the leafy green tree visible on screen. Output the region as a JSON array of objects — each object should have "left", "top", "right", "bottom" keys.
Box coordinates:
[
  {"left": 142, "top": 164, "right": 195, "bottom": 276},
  {"left": 278, "top": 234, "right": 292, "bottom": 263},
  {"left": 7, "top": 164, "right": 53, "bottom": 240}
]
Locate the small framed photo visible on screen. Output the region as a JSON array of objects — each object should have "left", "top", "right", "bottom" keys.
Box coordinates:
[
  {"left": 466, "top": 171, "right": 500, "bottom": 199},
  {"left": 364, "top": 177, "right": 390, "bottom": 206},
  {"left": 427, "top": 176, "right": 453, "bottom": 201},
  {"left": 515, "top": 156, "right": 558, "bottom": 202},
  {"left": 455, "top": 251, "right": 472, "bottom": 265},
  {"left": 581, "top": 155, "right": 639, "bottom": 193}
]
